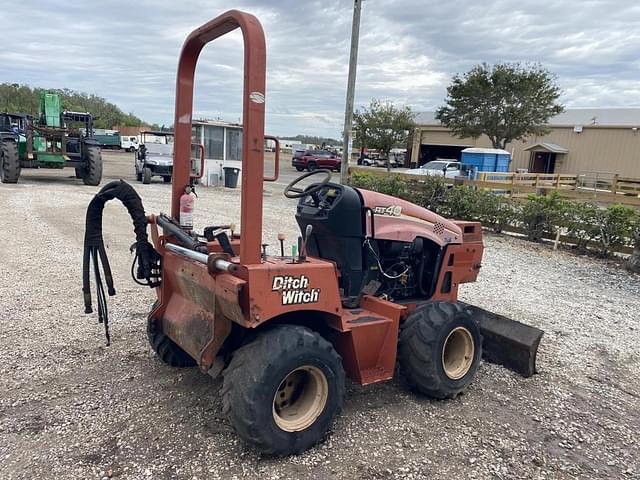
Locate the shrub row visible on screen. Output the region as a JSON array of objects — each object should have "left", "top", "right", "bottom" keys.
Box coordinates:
[{"left": 350, "top": 172, "right": 640, "bottom": 260}]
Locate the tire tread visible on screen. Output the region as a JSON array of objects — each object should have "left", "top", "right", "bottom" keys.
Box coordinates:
[
  {"left": 0, "top": 139, "right": 20, "bottom": 183},
  {"left": 147, "top": 319, "right": 197, "bottom": 368},
  {"left": 399, "top": 301, "right": 481, "bottom": 399},
  {"left": 222, "top": 325, "right": 345, "bottom": 455}
]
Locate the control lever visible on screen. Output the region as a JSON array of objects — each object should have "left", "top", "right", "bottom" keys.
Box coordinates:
[
  {"left": 277, "top": 233, "right": 285, "bottom": 257},
  {"left": 299, "top": 224, "right": 313, "bottom": 262}
]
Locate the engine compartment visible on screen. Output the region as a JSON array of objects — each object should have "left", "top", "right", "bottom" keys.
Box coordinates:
[
  {"left": 296, "top": 182, "right": 449, "bottom": 303},
  {"left": 365, "top": 236, "right": 442, "bottom": 301}
]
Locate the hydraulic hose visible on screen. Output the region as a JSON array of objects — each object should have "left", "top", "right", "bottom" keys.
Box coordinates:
[
  {"left": 82, "top": 180, "right": 160, "bottom": 345},
  {"left": 156, "top": 214, "right": 207, "bottom": 253}
]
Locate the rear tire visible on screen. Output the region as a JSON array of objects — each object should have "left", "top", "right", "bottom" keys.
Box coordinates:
[
  {"left": 306, "top": 161, "right": 317, "bottom": 172},
  {"left": 399, "top": 301, "right": 482, "bottom": 399},
  {"left": 142, "top": 167, "right": 152, "bottom": 184},
  {"left": 82, "top": 145, "right": 102, "bottom": 186},
  {"left": 0, "top": 139, "right": 20, "bottom": 183},
  {"left": 147, "top": 318, "right": 197, "bottom": 368},
  {"left": 222, "top": 325, "right": 345, "bottom": 455}
]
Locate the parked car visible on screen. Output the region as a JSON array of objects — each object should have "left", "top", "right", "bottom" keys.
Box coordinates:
[
  {"left": 292, "top": 149, "right": 341, "bottom": 172},
  {"left": 361, "top": 154, "right": 401, "bottom": 168},
  {"left": 135, "top": 131, "right": 174, "bottom": 184},
  {"left": 405, "top": 159, "right": 463, "bottom": 178}
]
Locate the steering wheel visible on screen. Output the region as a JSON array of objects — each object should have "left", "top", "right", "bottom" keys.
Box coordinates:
[{"left": 284, "top": 169, "right": 332, "bottom": 201}]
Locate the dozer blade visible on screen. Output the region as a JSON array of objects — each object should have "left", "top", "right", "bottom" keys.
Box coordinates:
[{"left": 460, "top": 303, "right": 544, "bottom": 378}]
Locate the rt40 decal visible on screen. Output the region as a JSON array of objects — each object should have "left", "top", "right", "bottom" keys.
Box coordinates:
[{"left": 372, "top": 205, "right": 402, "bottom": 216}]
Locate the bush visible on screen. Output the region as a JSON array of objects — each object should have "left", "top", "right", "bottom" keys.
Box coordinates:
[
  {"left": 627, "top": 228, "right": 640, "bottom": 273},
  {"left": 521, "top": 192, "right": 567, "bottom": 242},
  {"left": 349, "top": 171, "right": 638, "bottom": 259},
  {"left": 595, "top": 204, "right": 637, "bottom": 257},
  {"left": 350, "top": 172, "right": 447, "bottom": 212},
  {"left": 561, "top": 201, "right": 600, "bottom": 251},
  {"left": 350, "top": 171, "right": 407, "bottom": 198},
  {"left": 410, "top": 175, "right": 448, "bottom": 212},
  {"left": 475, "top": 191, "right": 521, "bottom": 233},
  {"left": 442, "top": 186, "right": 481, "bottom": 220}
]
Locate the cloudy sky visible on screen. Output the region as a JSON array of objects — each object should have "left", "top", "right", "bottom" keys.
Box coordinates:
[{"left": 2, "top": 0, "right": 639, "bottom": 137}]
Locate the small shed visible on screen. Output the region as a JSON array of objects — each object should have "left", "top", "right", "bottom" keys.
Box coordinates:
[
  {"left": 461, "top": 147, "right": 511, "bottom": 172},
  {"left": 191, "top": 119, "right": 243, "bottom": 186}
]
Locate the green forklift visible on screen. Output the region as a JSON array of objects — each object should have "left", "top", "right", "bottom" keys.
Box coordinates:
[{"left": 0, "top": 92, "right": 102, "bottom": 185}]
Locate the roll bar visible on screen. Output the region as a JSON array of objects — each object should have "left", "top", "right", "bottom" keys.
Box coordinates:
[
  {"left": 264, "top": 135, "right": 279, "bottom": 182},
  {"left": 171, "top": 10, "right": 266, "bottom": 264}
]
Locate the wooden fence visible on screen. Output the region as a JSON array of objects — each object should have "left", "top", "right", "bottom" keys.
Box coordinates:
[{"left": 349, "top": 167, "right": 640, "bottom": 208}]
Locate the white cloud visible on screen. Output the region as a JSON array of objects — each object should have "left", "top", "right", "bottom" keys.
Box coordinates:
[{"left": 1, "top": 0, "right": 639, "bottom": 137}]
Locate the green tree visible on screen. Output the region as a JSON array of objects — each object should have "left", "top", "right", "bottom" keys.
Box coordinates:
[
  {"left": 435, "top": 63, "right": 564, "bottom": 149},
  {"left": 0, "top": 83, "right": 145, "bottom": 128},
  {"left": 353, "top": 99, "right": 415, "bottom": 171},
  {"left": 290, "top": 134, "right": 340, "bottom": 146},
  {"left": 352, "top": 112, "right": 371, "bottom": 161}
]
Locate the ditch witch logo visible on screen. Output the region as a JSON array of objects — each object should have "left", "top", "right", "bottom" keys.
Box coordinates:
[{"left": 272, "top": 275, "right": 320, "bottom": 305}]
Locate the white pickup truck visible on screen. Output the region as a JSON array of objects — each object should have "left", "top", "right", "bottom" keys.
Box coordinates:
[
  {"left": 120, "top": 135, "right": 140, "bottom": 152},
  {"left": 405, "top": 159, "right": 463, "bottom": 178}
]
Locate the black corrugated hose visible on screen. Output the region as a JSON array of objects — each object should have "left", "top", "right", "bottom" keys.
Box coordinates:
[{"left": 82, "top": 180, "right": 161, "bottom": 345}]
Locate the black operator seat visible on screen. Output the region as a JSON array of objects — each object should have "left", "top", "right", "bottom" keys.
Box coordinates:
[{"left": 294, "top": 183, "right": 365, "bottom": 298}]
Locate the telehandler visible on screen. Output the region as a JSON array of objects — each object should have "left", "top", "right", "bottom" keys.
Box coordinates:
[
  {"left": 0, "top": 92, "right": 102, "bottom": 185},
  {"left": 82, "top": 10, "right": 543, "bottom": 455}
]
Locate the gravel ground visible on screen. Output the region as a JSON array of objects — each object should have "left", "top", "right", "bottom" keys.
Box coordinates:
[{"left": 0, "top": 152, "right": 639, "bottom": 479}]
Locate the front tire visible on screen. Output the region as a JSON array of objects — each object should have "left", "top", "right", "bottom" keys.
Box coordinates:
[
  {"left": 222, "top": 325, "right": 345, "bottom": 455},
  {"left": 399, "top": 301, "right": 482, "bottom": 399},
  {"left": 295, "top": 166, "right": 304, "bottom": 172},
  {"left": 82, "top": 145, "right": 102, "bottom": 186},
  {"left": 142, "top": 167, "right": 152, "bottom": 184},
  {"left": 147, "top": 318, "right": 197, "bottom": 368},
  {"left": 163, "top": 175, "right": 171, "bottom": 183},
  {"left": 0, "top": 139, "right": 20, "bottom": 183}
]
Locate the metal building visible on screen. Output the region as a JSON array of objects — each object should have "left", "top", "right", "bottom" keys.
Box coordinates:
[{"left": 410, "top": 109, "right": 640, "bottom": 177}]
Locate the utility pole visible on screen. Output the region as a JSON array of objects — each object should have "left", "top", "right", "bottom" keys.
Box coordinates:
[{"left": 340, "top": 0, "right": 363, "bottom": 184}]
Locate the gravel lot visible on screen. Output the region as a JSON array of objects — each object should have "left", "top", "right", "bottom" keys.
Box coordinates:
[{"left": 1, "top": 151, "right": 639, "bottom": 479}]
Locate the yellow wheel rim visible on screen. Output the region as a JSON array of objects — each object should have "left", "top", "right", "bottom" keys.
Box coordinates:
[
  {"left": 272, "top": 365, "right": 328, "bottom": 432},
  {"left": 442, "top": 326, "right": 475, "bottom": 380}
]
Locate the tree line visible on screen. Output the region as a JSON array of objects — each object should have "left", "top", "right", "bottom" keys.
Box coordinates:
[
  {"left": 0, "top": 83, "right": 145, "bottom": 129},
  {"left": 288, "top": 134, "right": 341, "bottom": 146}
]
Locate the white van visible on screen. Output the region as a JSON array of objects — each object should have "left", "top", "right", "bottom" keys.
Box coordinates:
[{"left": 121, "top": 136, "right": 140, "bottom": 152}]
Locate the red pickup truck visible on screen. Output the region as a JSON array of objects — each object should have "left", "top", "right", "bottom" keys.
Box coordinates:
[{"left": 292, "top": 149, "right": 341, "bottom": 172}]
